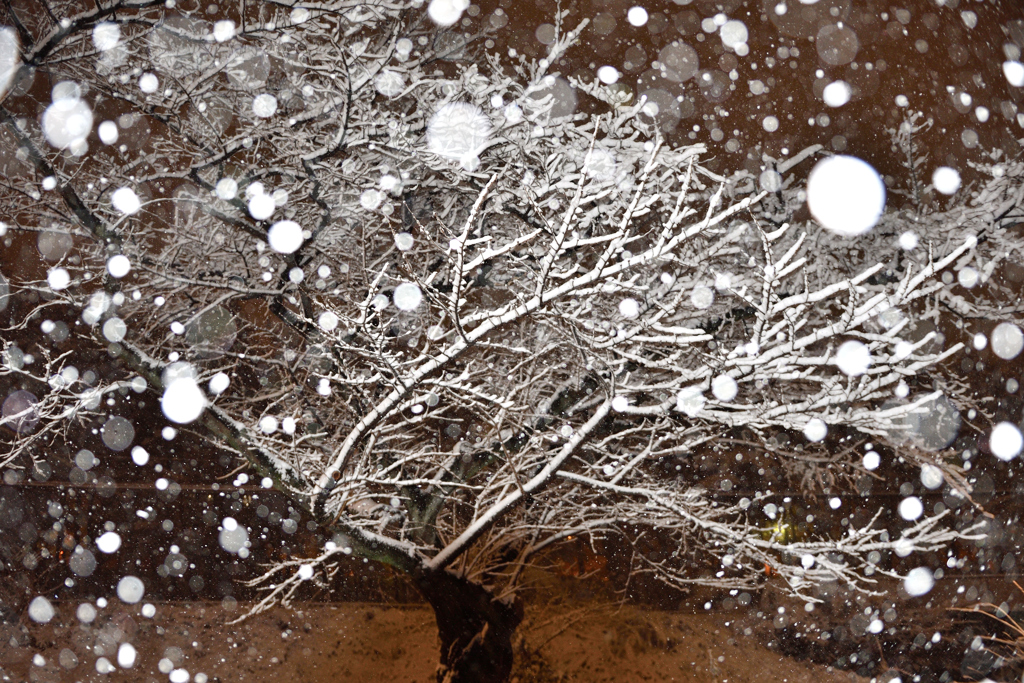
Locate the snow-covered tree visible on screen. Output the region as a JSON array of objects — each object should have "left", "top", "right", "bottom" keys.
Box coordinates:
[{"left": 1, "top": 1, "right": 1021, "bottom": 681}]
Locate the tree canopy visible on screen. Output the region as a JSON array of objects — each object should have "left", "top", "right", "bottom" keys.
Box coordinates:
[{"left": 2, "top": 1, "right": 1024, "bottom": 681}]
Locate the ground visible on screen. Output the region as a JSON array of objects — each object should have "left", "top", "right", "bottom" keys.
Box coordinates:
[{"left": 1, "top": 599, "right": 867, "bottom": 683}]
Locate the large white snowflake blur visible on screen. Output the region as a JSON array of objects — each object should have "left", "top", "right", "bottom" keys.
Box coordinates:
[
  {"left": 427, "top": 102, "right": 491, "bottom": 168},
  {"left": 806, "top": 155, "right": 885, "bottom": 237}
]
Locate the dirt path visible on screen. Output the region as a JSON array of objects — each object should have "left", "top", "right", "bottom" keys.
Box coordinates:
[{"left": 2, "top": 600, "right": 865, "bottom": 683}]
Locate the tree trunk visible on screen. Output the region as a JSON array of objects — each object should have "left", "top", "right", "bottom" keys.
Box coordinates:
[{"left": 413, "top": 568, "right": 523, "bottom": 683}]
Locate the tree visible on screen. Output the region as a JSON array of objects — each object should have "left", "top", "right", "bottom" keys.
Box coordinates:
[{"left": 1, "top": 1, "right": 1021, "bottom": 681}]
